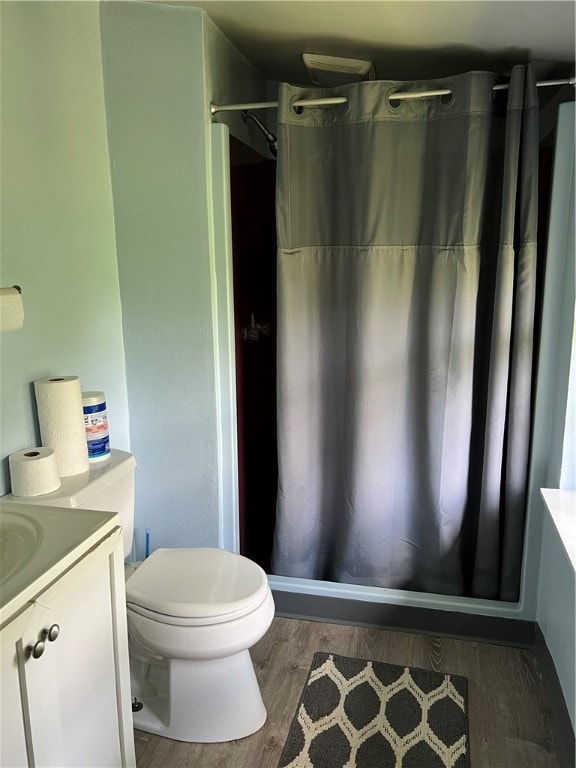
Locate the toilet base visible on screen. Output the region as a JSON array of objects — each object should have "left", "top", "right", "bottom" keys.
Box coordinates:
[{"left": 131, "top": 650, "right": 267, "bottom": 742}]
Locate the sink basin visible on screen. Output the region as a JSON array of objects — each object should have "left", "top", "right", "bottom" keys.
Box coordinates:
[
  {"left": 1, "top": 501, "right": 118, "bottom": 622},
  {"left": 0, "top": 510, "right": 43, "bottom": 582}
]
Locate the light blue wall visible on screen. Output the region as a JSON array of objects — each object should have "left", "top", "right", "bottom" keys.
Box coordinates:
[
  {"left": 534, "top": 103, "right": 575, "bottom": 729},
  {"left": 0, "top": 1, "right": 130, "bottom": 496},
  {"left": 99, "top": 2, "right": 266, "bottom": 559},
  {"left": 520, "top": 102, "right": 575, "bottom": 616}
]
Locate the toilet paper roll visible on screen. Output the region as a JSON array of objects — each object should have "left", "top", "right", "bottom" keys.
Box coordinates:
[
  {"left": 9, "top": 447, "right": 61, "bottom": 497},
  {"left": 34, "top": 376, "right": 89, "bottom": 476},
  {"left": 0, "top": 287, "right": 24, "bottom": 332}
]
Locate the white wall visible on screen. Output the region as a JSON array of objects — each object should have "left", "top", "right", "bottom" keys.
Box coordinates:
[{"left": 0, "top": 1, "right": 130, "bottom": 496}]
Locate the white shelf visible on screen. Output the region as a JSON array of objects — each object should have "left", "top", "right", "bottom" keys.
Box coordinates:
[{"left": 540, "top": 488, "right": 576, "bottom": 572}]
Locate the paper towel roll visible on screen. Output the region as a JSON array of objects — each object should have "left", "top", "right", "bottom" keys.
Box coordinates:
[
  {"left": 34, "top": 376, "right": 89, "bottom": 476},
  {"left": 9, "top": 447, "right": 61, "bottom": 497},
  {"left": 0, "top": 287, "right": 24, "bottom": 332}
]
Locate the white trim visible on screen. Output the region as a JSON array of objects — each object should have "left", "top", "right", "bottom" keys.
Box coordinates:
[
  {"left": 268, "top": 574, "right": 525, "bottom": 619},
  {"left": 209, "top": 122, "right": 240, "bottom": 553},
  {"left": 541, "top": 489, "right": 576, "bottom": 573}
]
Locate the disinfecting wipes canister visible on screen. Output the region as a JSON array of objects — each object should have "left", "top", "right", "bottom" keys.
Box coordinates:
[{"left": 82, "top": 391, "right": 110, "bottom": 463}]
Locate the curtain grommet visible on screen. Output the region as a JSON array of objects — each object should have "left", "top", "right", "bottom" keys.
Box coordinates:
[
  {"left": 289, "top": 95, "right": 307, "bottom": 117},
  {"left": 439, "top": 83, "right": 456, "bottom": 108},
  {"left": 386, "top": 89, "right": 403, "bottom": 110}
]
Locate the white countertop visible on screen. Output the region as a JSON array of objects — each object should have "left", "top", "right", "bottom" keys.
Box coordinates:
[
  {"left": 0, "top": 500, "right": 119, "bottom": 626},
  {"left": 541, "top": 488, "right": 576, "bottom": 572}
]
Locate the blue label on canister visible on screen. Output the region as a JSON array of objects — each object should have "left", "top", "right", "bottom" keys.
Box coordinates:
[
  {"left": 83, "top": 402, "right": 107, "bottom": 415},
  {"left": 86, "top": 434, "right": 110, "bottom": 458}
]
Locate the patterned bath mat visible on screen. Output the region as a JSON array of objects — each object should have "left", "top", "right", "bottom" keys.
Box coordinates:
[{"left": 278, "top": 652, "right": 469, "bottom": 768}]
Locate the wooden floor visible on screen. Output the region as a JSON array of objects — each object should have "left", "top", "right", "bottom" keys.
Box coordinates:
[{"left": 134, "top": 616, "right": 562, "bottom": 768}]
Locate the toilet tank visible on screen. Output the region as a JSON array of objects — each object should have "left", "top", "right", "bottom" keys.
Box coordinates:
[{"left": 4, "top": 449, "right": 136, "bottom": 558}]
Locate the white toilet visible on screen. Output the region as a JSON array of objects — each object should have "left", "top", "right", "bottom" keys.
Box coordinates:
[{"left": 5, "top": 449, "right": 275, "bottom": 743}]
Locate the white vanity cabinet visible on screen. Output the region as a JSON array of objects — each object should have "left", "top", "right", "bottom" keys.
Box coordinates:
[{"left": 0, "top": 503, "right": 136, "bottom": 768}]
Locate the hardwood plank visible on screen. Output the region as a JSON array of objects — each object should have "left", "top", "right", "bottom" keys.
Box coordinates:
[{"left": 134, "top": 616, "right": 562, "bottom": 768}]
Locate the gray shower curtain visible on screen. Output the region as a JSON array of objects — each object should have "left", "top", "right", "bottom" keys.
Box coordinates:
[{"left": 271, "top": 66, "right": 539, "bottom": 601}]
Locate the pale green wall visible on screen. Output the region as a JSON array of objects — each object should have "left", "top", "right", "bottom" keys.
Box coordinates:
[
  {"left": 99, "top": 2, "right": 266, "bottom": 558},
  {"left": 0, "top": 1, "right": 130, "bottom": 495}
]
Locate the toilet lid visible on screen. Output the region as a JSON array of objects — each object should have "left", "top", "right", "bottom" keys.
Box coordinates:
[{"left": 125, "top": 548, "right": 269, "bottom": 619}]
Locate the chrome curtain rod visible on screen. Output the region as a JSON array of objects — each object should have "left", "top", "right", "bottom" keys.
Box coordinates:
[{"left": 210, "top": 76, "right": 575, "bottom": 115}]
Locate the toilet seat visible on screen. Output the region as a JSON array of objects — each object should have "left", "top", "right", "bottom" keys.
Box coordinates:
[{"left": 125, "top": 548, "right": 270, "bottom": 625}]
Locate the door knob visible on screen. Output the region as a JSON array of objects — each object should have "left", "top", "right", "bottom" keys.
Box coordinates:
[
  {"left": 242, "top": 313, "right": 271, "bottom": 341},
  {"left": 46, "top": 624, "right": 60, "bottom": 642}
]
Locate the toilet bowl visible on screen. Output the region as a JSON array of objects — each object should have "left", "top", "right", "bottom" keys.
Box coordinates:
[
  {"left": 5, "top": 450, "right": 275, "bottom": 743},
  {"left": 125, "top": 547, "right": 274, "bottom": 742}
]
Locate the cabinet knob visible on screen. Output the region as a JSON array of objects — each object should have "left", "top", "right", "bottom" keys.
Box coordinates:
[
  {"left": 31, "top": 640, "right": 45, "bottom": 659},
  {"left": 27, "top": 625, "right": 59, "bottom": 659}
]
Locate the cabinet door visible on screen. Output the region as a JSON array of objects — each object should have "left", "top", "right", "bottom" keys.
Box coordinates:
[
  {"left": 0, "top": 608, "right": 33, "bottom": 767},
  {"left": 19, "top": 540, "right": 123, "bottom": 768}
]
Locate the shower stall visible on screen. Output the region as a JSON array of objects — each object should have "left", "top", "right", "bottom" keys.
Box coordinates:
[{"left": 211, "top": 71, "right": 572, "bottom": 629}]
